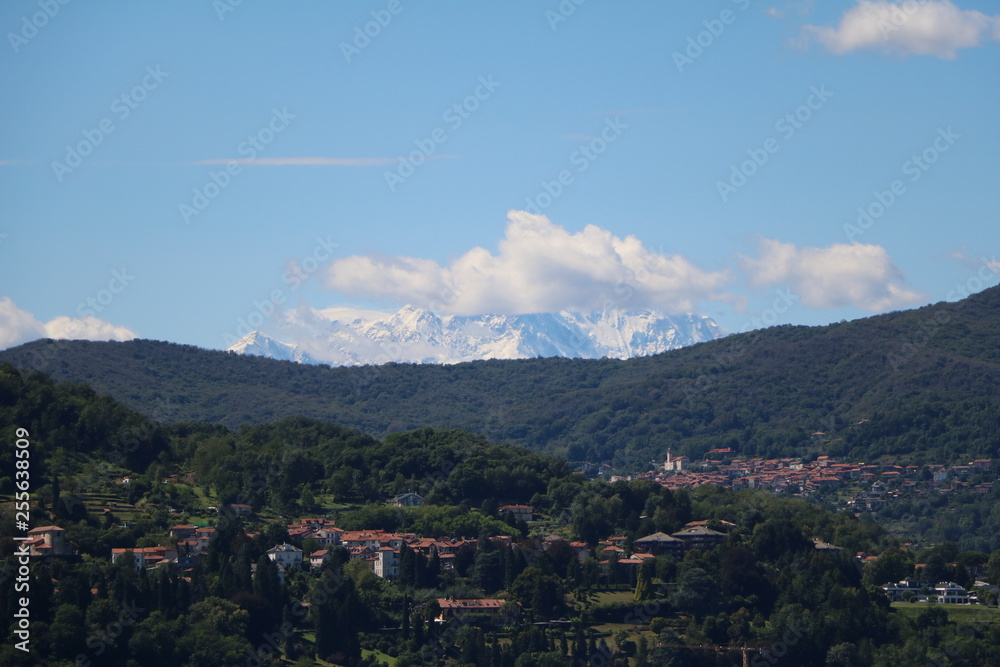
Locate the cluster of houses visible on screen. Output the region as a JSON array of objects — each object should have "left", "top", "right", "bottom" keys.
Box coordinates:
[
  {"left": 107, "top": 517, "right": 488, "bottom": 583},
  {"left": 603, "top": 522, "right": 729, "bottom": 563},
  {"left": 844, "top": 461, "right": 994, "bottom": 512},
  {"left": 35, "top": 493, "right": 538, "bottom": 584},
  {"left": 650, "top": 450, "right": 875, "bottom": 493},
  {"left": 41, "top": 508, "right": 840, "bottom": 586},
  {"left": 109, "top": 522, "right": 258, "bottom": 570},
  {"left": 26, "top": 521, "right": 522, "bottom": 625},
  {"left": 614, "top": 451, "right": 994, "bottom": 502},
  {"left": 286, "top": 516, "right": 489, "bottom": 581},
  {"left": 94, "top": 513, "right": 743, "bottom": 586}
]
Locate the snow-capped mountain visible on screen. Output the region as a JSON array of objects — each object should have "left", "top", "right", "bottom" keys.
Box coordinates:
[
  {"left": 225, "top": 330, "right": 318, "bottom": 365},
  {"left": 225, "top": 306, "right": 725, "bottom": 367}
]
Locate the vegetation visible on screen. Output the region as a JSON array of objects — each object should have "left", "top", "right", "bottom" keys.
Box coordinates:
[
  {"left": 1, "top": 285, "right": 998, "bottom": 472},
  {"left": 2, "top": 365, "right": 1000, "bottom": 665}
]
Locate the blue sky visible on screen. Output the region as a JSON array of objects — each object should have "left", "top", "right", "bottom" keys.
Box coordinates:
[{"left": 1, "top": 0, "right": 998, "bottom": 352}]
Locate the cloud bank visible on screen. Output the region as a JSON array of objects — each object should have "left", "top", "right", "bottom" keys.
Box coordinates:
[
  {"left": 324, "top": 211, "right": 922, "bottom": 318},
  {"left": 741, "top": 237, "right": 923, "bottom": 311},
  {"left": 800, "top": 0, "right": 1000, "bottom": 58},
  {"left": 0, "top": 297, "right": 137, "bottom": 350},
  {"left": 325, "top": 211, "right": 734, "bottom": 315}
]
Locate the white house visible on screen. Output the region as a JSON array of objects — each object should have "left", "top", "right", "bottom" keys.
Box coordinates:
[
  {"left": 310, "top": 549, "right": 332, "bottom": 568},
  {"left": 934, "top": 582, "right": 971, "bottom": 604},
  {"left": 373, "top": 546, "right": 399, "bottom": 579},
  {"left": 391, "top": 492, "right": 424, "bottom": 507},
  {"left": 499, "top": 505, "right": 534, "bottom": 522},
  {"left": 267, "top": 543, "right": 303, "bottom": 569},
  {"left": 312, "top": 528, "right": 341, "bottom": 548}
]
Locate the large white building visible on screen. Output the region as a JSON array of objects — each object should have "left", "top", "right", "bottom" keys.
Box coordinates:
[
  {"left": 374, "top": 546, "right": 399, "bottom": 578},
  {"left": 267, "top": 543, "right": 303, "bottom": 568},
  {"left": 934, "top": 582, "right": 971, "bottom": 604}
]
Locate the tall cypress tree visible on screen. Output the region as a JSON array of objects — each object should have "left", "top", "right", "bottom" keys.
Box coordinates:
[
  {"left": 401, "top": 595, "right": 411, "bottom": 638},
  {"left": 398, "top": 543, "right": 415, "bottom": 588},
  {"left": 253, "top": 554, "right": 281, "bottom": 604}
]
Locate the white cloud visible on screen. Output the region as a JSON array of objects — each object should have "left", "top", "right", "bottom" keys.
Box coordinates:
[
  {"left": 800, "top": 0, "right": 1000, "bottom": 58},
  {"left": 43, "top": 316, "right": 137, "bottom": 342},
  {"left": 0, "top": 297, "right": 137, "bottom": 351},
  {"left": 0, "top": 298, "right": 46, "bottom": 350},
  {"left": 324, "top": 211, "right": 734, "bottom": 315},
  {"left": 189, "top": 156, "right": 458, "bottom": 167},
  {"left": 741, "top": 237, "right": 923, "bottom": 311}
]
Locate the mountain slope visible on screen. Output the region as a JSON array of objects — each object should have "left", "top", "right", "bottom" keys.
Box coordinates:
[
  {"left": 3, "top": 286, "right": 999, "bottom": 465},
  {"left": 226, "top": 306, "right": 725, "bottom": 366}
]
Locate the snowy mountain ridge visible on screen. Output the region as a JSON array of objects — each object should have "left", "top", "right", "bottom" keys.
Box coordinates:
[{"left": 226, "top": 306, "right": 726, "bottom": 366}]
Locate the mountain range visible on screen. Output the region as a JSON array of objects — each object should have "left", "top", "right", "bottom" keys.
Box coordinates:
[
  {"left": 226, "top": 306, "right": 725, "bottom": 366},
  {"left": 2, "top": 286, "right": 998, "bottom": 466}
]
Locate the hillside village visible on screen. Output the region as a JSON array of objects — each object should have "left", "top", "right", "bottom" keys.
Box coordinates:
[
  {"left": 26, "top": 448, "right": 998, "bottom": 614},
  {"left": 592, "top": 449, "right": 995, "bottom": 508},
  {"left": 28, "top": 487, "right": 999, "bottom": 615}
]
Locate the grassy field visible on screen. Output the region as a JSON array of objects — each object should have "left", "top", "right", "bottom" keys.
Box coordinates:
[
  {"left": 891, "top": 602, "right": 1000, "bottom": 623},
  {"left": 589, "top": 589, "right": 637, "bottom": 605},
  {"left": 361, "top": 649, "right": 397, "bottom": 666}
]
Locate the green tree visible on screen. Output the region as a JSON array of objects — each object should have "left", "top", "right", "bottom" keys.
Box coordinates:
[
  {"left": 862, "top": 548, "right": 913, "bottom": 587},
  {"left": 511, "top": 567, "right": 564, "bottom": 619},
  {"left": 826, "top": 642, "right": 863, "bottom": 667},
  {"left": 634, "top": 559, "right": 654, "bottom": 601},
  {"left": 50, "top": 604, "right": 86, "bottom": 660},
  {"left": 671, "top": 567, "right": 720, "bottom": 620},
  {"left": 179, "top": 597, "right": 251, "bottom": 667}
]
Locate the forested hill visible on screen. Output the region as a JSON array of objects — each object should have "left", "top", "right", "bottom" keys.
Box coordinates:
[{"left": 2, "top": 286, "right": 998, "bottom": 466}]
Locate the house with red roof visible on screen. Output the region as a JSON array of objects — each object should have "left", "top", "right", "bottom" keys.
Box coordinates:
[{"left": 26, "top": 526, "right": 73, "bottom": 557}]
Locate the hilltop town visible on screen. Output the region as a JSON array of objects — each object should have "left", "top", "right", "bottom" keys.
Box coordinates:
[{"left": 591, "top": 448, "right": 994, "bottom": 511}]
